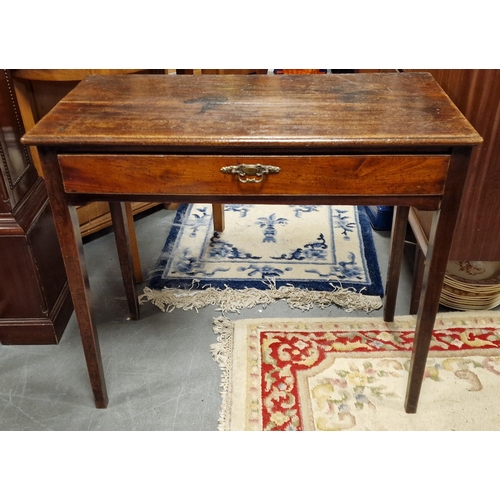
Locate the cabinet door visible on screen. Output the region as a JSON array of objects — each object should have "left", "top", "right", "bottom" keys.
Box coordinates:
[
  {"left": 0, "top": 70, "right": 38, "bottom": 211},
  {"left": 1, "top": 70, "right": 72, "bottom": 344}
]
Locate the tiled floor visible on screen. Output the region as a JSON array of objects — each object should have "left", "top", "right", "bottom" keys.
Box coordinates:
[{"left": 1, "top": 206, "right": 417, "bottom": 430}]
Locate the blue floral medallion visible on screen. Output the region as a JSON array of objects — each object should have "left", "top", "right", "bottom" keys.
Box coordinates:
[{"left": 149, "top": 203, "right": 383, "bottom": 296}]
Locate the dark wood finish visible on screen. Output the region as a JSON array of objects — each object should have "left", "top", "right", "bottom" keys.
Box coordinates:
[
  {"left": 109, "top": 202, "right": 140, "bottom": 320},
  {"left": 58, "top": 154, "right": 450, "bottom": 197},
  {"left": 405, "top": 70, "right": 500, "bottom": 260},
  {"left": 10, "top": 69, "right": 155, "bottom": 274},
  {"left": 212, "top": 203, "right": 225, "bottom": 233},
  {"left": 24, "top": 74, "right": 480, "bottom": 150},
  {"left": 405, "top": 147, "right": 473, "bottom": 412},
  {"left": 12, "top": 69, "right": 151, "bottom": 81},
  {"left": 0, "top": 70, "right": 73, "bottom": 345},
  {"left": 383, "top": 206, "right": 410, "bottom": 322},
  {"left": 124, "top": 202, "right": 143, "bottom": 283},
  {"left": 11, "top": 70, "right": 231, "bottom": 242},
  {"left": 408, "top": 207, "right": 431, "bottom": 315},
  {"left": 22, "top": 73, "right": 482, "bottom": 412},
  {"left": 38, "top": 147, "right": 108, "bottom": 407},
  {"left": 410, "top": 245, "right": 426, "bottom": 315}
]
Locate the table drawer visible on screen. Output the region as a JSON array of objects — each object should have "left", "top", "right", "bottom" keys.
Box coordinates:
[{"left": 58, "top": 154, "right": 450, "bottom": 196}]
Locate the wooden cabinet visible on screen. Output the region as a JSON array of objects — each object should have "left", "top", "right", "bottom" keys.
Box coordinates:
[{"left": 0, "top": 70, "right": 72, "bottom": 344}]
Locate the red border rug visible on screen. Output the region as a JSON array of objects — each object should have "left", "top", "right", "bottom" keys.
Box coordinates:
[{"left": 211, "top": 311, "right": 500, "bottom": 430}]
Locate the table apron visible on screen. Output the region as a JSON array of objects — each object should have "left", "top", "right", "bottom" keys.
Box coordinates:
[{"left": 58, "top": 154, "right": 450, "bottom": 197}]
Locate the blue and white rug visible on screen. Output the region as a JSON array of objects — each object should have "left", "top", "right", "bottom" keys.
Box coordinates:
[{"left": 141, "top": 204, "right": 384, "bottom": 313}]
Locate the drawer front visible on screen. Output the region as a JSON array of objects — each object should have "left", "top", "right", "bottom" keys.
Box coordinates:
[{"left": 58, "top": 154, "right": 450, "bottom": 197}]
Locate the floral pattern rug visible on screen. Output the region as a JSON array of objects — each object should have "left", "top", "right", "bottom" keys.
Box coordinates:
[
  {"left": 142, "top": 204, "right": 383, "bottom": 313},
  {"left": 212, "top": 311, "right": 500, "bottom": 430}
]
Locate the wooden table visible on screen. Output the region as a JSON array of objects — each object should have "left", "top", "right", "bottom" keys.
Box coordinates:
[{"left": 22, "top": 73, "right": 482, "bottom": 413}]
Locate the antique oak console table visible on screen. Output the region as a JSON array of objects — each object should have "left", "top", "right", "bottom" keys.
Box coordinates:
[{"left": 22, "top": 73, "right": 482, "bottom": 413}]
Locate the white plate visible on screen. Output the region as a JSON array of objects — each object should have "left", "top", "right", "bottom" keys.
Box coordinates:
[
  {"left": 440, "top": 296, "right": 500, "bottom": 310},
  {"left": 444, "top": 275, "right": 500, "bottom": 293},
  {"left": 446, "top": 260, "right": 500, "bottom": 285},
  {"left": 442, "top": 282, "right": 500, "bottom": 299}
]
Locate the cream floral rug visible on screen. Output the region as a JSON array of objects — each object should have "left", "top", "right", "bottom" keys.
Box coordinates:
[
  {"left": 211, "top": 311, "right": 500, "bottom": 430},
  {"left": 141, "top": 204, "right": 383, "bottom": 313}
]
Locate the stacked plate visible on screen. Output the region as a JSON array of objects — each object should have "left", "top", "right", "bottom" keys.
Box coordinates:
[{"left": 440, "top": 261, "right": 500, "bottom": 310}]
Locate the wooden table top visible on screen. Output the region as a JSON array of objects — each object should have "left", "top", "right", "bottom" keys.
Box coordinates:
[{"left": 22, "top": 73, "right": 482, "bottom": 151}]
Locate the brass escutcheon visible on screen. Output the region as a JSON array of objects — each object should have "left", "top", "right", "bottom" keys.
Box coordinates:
[{"left": 220, "top": 163, "right": 281, "bottom": 183}]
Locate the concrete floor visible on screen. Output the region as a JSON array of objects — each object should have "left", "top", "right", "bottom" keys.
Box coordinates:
[{"left": 0, "top": 205, "right": 417, "bottom": 431}]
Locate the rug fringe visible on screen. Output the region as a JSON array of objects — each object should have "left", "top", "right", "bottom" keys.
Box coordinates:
[
  {"left": 210, "top": 316, "right": 235, "bottom": 431},
  {"left": 139, "top": 279, "right": 383, "bottom": 314}
]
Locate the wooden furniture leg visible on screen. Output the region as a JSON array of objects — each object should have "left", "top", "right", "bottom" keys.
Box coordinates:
[
  {"left": 212, "top": 203, "right": 225, "bottom": 232},
  {"left": 410, "top": 246, "right": 425, "bottom": 315},
  {"left": 38, "top": 148, "right": 108, "bottom": 408},
  {"left": 124, "top": 202, "right": 143, "bottom": 283},
  {"left": 166, "top": 203, "right": 224, "bottom": 232},
  {"left": 405, "top": 147, "right": 472, "bottom": 413},
  {"left": 408, "top": 206, "right": 430, "bottom": 315},
  {"left": 383, "top": 206, "right": 410, "bottom": 322},
  {"left": 109, "top": 202, "right": 140, "bottom": 320}
]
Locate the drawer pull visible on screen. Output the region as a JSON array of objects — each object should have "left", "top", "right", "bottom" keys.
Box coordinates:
[{"left": 220, "top": 164, "right": 281, "bottom": 183}]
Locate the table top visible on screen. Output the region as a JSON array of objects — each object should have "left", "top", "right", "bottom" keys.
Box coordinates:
[{"left": 22, "top": 72, "right": 482, "bottom": 151}]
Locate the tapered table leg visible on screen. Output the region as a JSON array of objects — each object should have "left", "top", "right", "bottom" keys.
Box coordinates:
[
  {"left": 405, "top": 210, "right": 447, "bottom": 412},
  {"left": 38, "top": 149, "right": 108, "bottom": 408},
  {"left": 405, "top": 147, "right": 472, "bottom": 413},
  {"left": 384, "top": 206, "right": 410, "bottom": 322},
  {"left": 109, "top": 202, "right": 140, "bottom": 320},
  {"left": 124, "top": 202, "right": 143, "bottom": 284}
]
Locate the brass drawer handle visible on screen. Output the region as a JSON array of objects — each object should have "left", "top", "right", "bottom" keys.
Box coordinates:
[{"left": 220, "top": 163, "right": 281, "bottom": 183}]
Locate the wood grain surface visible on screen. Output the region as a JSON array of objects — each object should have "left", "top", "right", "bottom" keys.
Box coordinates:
[{"left": 22, "top": 73, "right": 482, "bottom": 150}]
